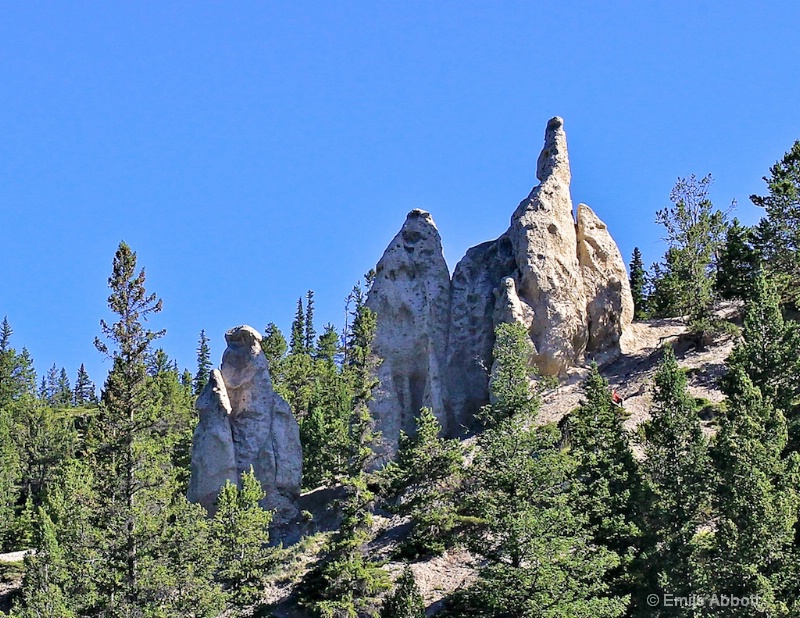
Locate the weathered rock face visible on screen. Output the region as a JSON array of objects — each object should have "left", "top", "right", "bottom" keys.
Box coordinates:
[
  {"left": 507, "top": 116, "right": 588, "bottom": 376},
  {"left": 577, "top": 203, "right": 634, "bottom": 363},
  {"left": 188, "top": 325, "right": 302, "bottom": 524},
  {"left": 445, "top": 235, "right": 517, "bottom": 432},
  {"left": 366, "top": 209, "right": 451, "bottom": 458},
  {"left": 368, "top": 118, "right": 633, "bottom": 456}
]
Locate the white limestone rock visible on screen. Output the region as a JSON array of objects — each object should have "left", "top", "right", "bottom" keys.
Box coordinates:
[
  {"left": 576, "top": 203, "right": 634, "bottom": 364},
  {"left": 189, "top": 325, "right": 302, "bottom": 524},
  {"left": 366, "top": 209, "right": 451, "bottom": 458},
  {"left": 506, "top": 116, "right": 588, "bottom": 376}
]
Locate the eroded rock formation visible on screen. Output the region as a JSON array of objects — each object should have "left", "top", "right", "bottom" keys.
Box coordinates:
[
  {"left": 188, "top": 325, "right": 302, "bottom": 524},
  {"left": 368, "top": 117, "right": 633, "bottom": 455},
  {"left": 366, "top": 209, "right": 451, "bottom": 458}
]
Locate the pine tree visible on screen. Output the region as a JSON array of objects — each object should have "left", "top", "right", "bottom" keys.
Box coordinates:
[
  {"left": 73, "top": 363, "right": 96, "bottom": 406},
  {"left": 697, "top": 367, "right": 800, "bottom": 617},
  {"left": 629, "top": 247, "right": 648, "bottom": 319},
  {"left": 305, "top": 289, "right": 316, "bottom": 354},
  {"left": 261, "top": 322, "right": 288, "bottom": 383},
  {"left": 751, "top": 140, "right": 800, "bottom": 306},
  {"left": 0, "top": 316, "right": 11, "bottom": 352},
  {"left": 380, "top": 566, "right": 425, "bottom": 618},
  {"left": 55, "top": 367, "right": 71, "bottom": 407},
  {"left": 213, "top": 469, "right": 274, "bottom": 612},
  {"left": 290, "top": 296, "right": 306, "bottom": 356},
  {"left": 315, "top": 323, "right": 339, "bottom": 365},
  {"left": 43, "top": 364, "right": 59, "bottom": 404},
  {"left": 716, "top": 218, "right": 759, "bottom": 300},
  {"left": 484, "top": 321, "right": 539, "bottom": 424},
  {"left": 568, "top": 364, "right": 644, "bottom": 607},
  {"left": 652, "top": 174, "right": 729, "bottom": 331},
  {"left": 0, "top": 408, "right": 20, "bottom": 551},
  {"left": 639, "top": 346, "right": 709, "bottom": 612},
  {"left": 194, "top": 329, "right": 212, "bottom": 395},
  {"left": 725, "top": 272, "right": 800, "bottom": 433},
  {"left": 89, "top": 240, "right": 173, "bottom": 611}
]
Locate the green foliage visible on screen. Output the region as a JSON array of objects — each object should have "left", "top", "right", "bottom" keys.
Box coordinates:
[
  {"left": 650, "top": 174, "right": 729, "bottom": 330},
  {"left": 725, "top": 272, "right": 800, "bottom": 434},
  {"left": 483, "top": 321, "right": 539, "bottom": 424},
  {"left": 380, "top": 565, "right": 425, "bottom": 618},
  {"left": 629, "top": 247, "right": 648, "bottom": 319},
  {"left": 567, "top": 364, "right": 644, "bottom": 605},
  {"left": 261, "top": 322, "right": 288, "bottom": 381},
  {"left": 291, "top": 296, "right": 306, "bottom": 356},
  {"left": 73, "top": 363, "right": 97, "bottom": 406},
  {"left": 213, "top": 469, "right": 275, "bottom": 612},
  {"left": 716, "top": 218, "right": 759, "bottom": 300},
  {"left": 381, "top": 407, "right": 464, "bottom": 557},
  {"left": 305, "top": 289, "right": 316, "bottom": 354},
  {"left": 194, "top": 329, "right": 212, "bottom": 395},
  {"left": 639, "top": 346, "right": 709, "bottom": 612},
  {"left": 751, "top": 140, "right": 800, "bottom": 306},
  {"left": 696, "top": 368, "right": 800, "bottom": 616}
]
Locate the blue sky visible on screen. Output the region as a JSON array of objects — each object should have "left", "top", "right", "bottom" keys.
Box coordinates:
[{"left": 1, "top": 2, "right": 799, "bottom": 386}]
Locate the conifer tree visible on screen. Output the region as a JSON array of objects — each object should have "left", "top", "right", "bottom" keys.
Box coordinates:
[
  {"left": 90, "top": 241, "right": 173, "bottom": 611},
  {"left": 0, "top": 316, "right": 11, "bottom": 352},
  {"left": 290, "top": 296, "right": 306, "bottom": 356},
  {"left": 380, "top": 566, "right": 425, "bottom": 618},
  {"left": 73, "top": 363, "right": 96, "bottom": 406},
  {"left": 55, "top": 367, "right": 71, "bottom": 407},
  {"left": 262, "top": 322, "right": 288, "bottom": 383},
  {"left": 716, "top": 218, "right": 759, "bottom": 300},
  {"left": 42, "top": 364, "right": 59, "bottom": 404},
  {"left": 726, "top": 272, "right": 800, "bottom": 433},
  {"left": 568, "top": 364, "right": 644, "bottom": 606},
  {"left": 194, "top": 329, "right": 212, "bottom": 395},
  {"left": 698, "top": 367, "right": 800, "bottom": 617},
  {"left": 213, "top": 469, "right": 274, "bottom": 613},
  {"left": 315, "top": 323, "right": 339, "bottom": 365},
  {"left": 0, "top": 407, "right": 20, "bottom": 551},
  {"left": 629, "top": 247, "right": 648, "bottom": 319},
  {"left": 751, "top": 140, "right": 800, "bottom": 306},
  {"left": 639, "top": 346, "right": 709, "bottom": 610},
  {"left": 305, "top": 289, "right": 316, "bottom": 354}
]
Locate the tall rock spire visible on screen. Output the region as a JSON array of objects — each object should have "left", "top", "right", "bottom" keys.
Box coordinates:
[{"left": 366, "top": 209, "right": 451, "bottom": 460}]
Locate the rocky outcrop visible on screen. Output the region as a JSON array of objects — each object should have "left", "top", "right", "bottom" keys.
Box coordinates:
[
  {"left": 507, "top": 116, "right": 589, "bottom": 376},
  {"left": 188, "top": 325, "right": 302, "bottom": 524},
  {"left": 368, "top": 118, "right": 632, "bottom": 456},
  {"left": 366, "top": 209, "right": 451, "bottom": 458},
  {"left": 577, "top": 203, "right": 634, "bottom": 363},
  {"left": 446, "top": 236, "right": 517, "bottom": 433}
]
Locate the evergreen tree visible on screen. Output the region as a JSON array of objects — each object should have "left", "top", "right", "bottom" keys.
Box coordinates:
[
  {"left": 305, "top": 289, "right": 316, "bottom": 354},
  {"left": 315, "top": 323, "right": 339, "bottom": 365},
  {"left": 652, "top": 174, "right": 729, "bottom": 332},
  {"left": 42, "top": 364, "right": 59, "bottom": 404},
  {"left": 194, "top": 329, "right": 212, "bottom": 395},
  {"left": 0, "top": 316, "right": 11, "bottom": 352},
  {"left": 290, "top": 296, "right": 306, "bottom": 356},
  {"left": 261, "top": 322, "right": 288, "bottom": 383},
  {"left": 639, "top": 346, "right": 709, "bottom": 613},
  {"left": 55, "top": 367, "right": 71, "bottom": 407},
  {"left": 483, "top": 321, "right": 539, "bottom": 424},
  {"left": 380, "top": 566, "right": 425, "bottom": 618},
  {"left": 213, "top": 469, "right": 275, "bottom": 613},
  {"left": 73, "top": 363, "right": 96, "bottom": 406},
  {"left": 89, "top": 240, "right": 174, "bottom": 612},
  {"left": 697, "top": 367, "right": 800, "bottom": 616},
  {"left": 716, "top": 218, "right": 759, "bottom": 300},
  {"left": 382, "top": 407, "right": 464, "bottom": 557},
  {"left": 449, "top": 324, "right": 627, "bottom": 617},
  {"left": 751, "top": 140, "right": 800, "bottom": 306},
  {"left": 0, "top": 407, "right": 20, "bottom": 550},
  {"left": 726, "top": 272, "right": 800, "bottom": 437},
  {"left": 567, "top": 364, "right": 644, "bottom": 608},
  {"left": 629, "top": 247, "right": 648, "bottom": 319}
]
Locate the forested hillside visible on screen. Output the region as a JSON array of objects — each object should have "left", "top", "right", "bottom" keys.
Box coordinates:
[{"left": 2, "top": 140, "right": 800, "bottom": 618}]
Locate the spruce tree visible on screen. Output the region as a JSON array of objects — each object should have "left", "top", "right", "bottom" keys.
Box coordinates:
[
  {"left": 73, "top": 363, "right": 96, "bottom": 406},
  {"left": 716, "top": 218, "right": 759, "bottom": 300},
  {"left": 699, "top": 367, "right": 800, "bottom": 617},
  {"left": 0, "top": 316, "right": 11, "bottom": 352},
  {"left": 55, "top": 367, "right": 71, "bottom": 407},
  {"left": 568, "top": 364, "right": 644, "bottom": 606},
  {"left": 380, "top": 566, "right": 425, "bottom": 618},
  {"left": 90, "top": 241, "right": 173, "bottom": 612},
  {"left": 194, "top": 329, "right": 212, "bottom": 395},
  {"left": 726, "top": 272, "right": 800, "bottom": 435},
  {"left": 629, "top": 247, "right": 648, "bottom": 319},
  {"left": 261, "top": 322, "right": 287, "bottom": 383},
  {"left": 751, "top": 140, "right": 800, "bottom": 306},
  {"left": 290, "top": 296, "right": 305, "bottom": 355},
  {"left": 315, "top": 323, "right": 339, "bottom": 365},
  {"left": 0, "top": 407, "right": 20, "bottom": 550},
  {"left": 639, "top": 346, "right": 709, "bottom": 612},
  {"left": 305, "top": 289, "right": 316, "bottom": 354}
]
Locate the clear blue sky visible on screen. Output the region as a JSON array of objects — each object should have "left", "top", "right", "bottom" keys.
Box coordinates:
[{"left": 1, "top": 2, "right": 799, "bottom": 387}]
